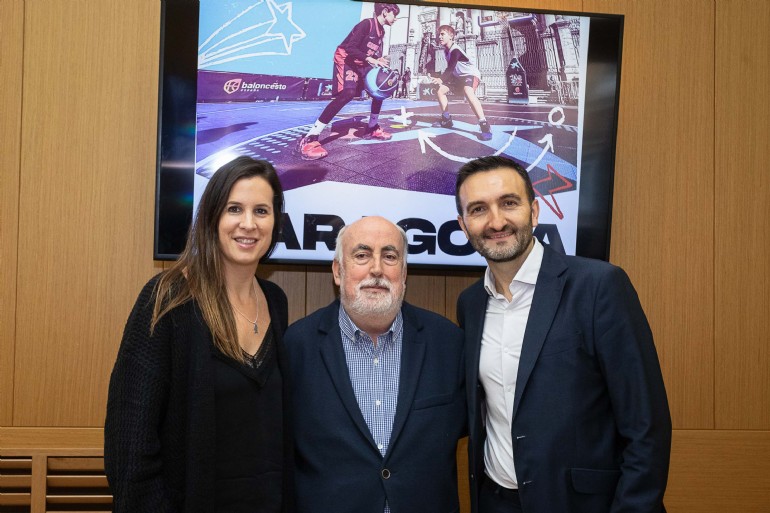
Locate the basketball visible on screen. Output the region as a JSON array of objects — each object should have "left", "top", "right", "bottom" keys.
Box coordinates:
[{"left": 364, "top": 66, "right": 401, "bottom": 100}]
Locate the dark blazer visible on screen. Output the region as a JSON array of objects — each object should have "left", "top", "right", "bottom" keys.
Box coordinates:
[
  {"left": 104, "top": 275, "right": 294, "bottom": 513},
  {"left": 458, "top": 246, "right": 671, "bottom": 513},
  {"left": 284, "top": 300, "right": 466, "bottom": 513}
]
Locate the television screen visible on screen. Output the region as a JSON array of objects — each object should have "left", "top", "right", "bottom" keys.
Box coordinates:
[{"left": 155, "top": 0, "right": 623, "bottom": 268}]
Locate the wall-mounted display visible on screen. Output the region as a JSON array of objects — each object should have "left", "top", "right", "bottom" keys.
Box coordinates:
[{"left": 156, "top": 0, "right": 623, "bottom": 268}]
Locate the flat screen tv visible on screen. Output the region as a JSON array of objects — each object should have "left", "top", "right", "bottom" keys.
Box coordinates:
[{"left": 155, "top": 0, "right": 623, "bottom": 268}]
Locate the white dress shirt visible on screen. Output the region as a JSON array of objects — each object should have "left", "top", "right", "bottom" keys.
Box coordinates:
[{"left": 479, "top": 238, "right": 544, "bottom": 489}]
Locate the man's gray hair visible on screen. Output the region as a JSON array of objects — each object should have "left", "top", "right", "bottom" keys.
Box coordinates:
[{"left": 333, "top": 221, "right": 409, "bottom": 270}]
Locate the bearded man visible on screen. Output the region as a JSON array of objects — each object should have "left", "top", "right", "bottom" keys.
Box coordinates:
[
  {"left": 454, "top": 156, "right": 671, "bottom": 513},
  {"left": 284, "top": 216, "right": 466, "bottom": 513}
]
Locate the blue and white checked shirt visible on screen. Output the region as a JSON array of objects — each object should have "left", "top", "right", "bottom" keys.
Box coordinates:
[{"left": 339, "top": 305, "right": 403, "bottom": 459}]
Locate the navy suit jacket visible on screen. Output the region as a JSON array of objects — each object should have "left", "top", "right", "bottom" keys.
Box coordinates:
[
  {"left": 284, "top": 300, "right": 466, "bottom": 513},
  {"left": 458, "top": 246, "right": 671, "bottom": 513}
]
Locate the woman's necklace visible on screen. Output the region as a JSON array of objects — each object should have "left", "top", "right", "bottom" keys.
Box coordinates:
[{"left": 230, "top": 278, "right": 259, "bottom": 334}]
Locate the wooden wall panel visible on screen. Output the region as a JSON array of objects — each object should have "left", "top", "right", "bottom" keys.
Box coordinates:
[
  {"left": 665, "top": 430, "right": 770, "bottom": 513},
  {"left": 0, "top": 0, "right": 24, "bottom": 427},
  {"left": 714, "top": 0, "right": 770, "bottom": 430},
  {"left": 404, "top": 272, "right": 446, "bottom": 313},
  {"left": 456, "top": 438, "right": 470, "bottom": 513},
  {"left": 305, "top": 265, "right": 338, "bottom": 314},
  {"left": 13, "top": 0, "right": 163, "bottom": 426},
  {"left": 0, "top": 428, "right": 103, "bottom": 450},
  {"left": 585, "top": 0, "right": 716, "bottom": 429},
  {"left": 445, "top": 274, "right": 482, "bottom": 324},
  {"left": 259, "top": 264, "right": 308, "bottom": 324}
]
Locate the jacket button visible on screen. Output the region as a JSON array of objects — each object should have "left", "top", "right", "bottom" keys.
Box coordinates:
[{"left": 381, "top": 468, "right": 391, "bottom": 479}]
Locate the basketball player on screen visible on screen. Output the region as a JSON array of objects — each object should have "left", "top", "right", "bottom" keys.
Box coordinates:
[
  {"left": 296, "top": 2, "right": 400, "bottom": 160},
  {"left": 430, "top": 24, "right": 492, "bottom": 141}
]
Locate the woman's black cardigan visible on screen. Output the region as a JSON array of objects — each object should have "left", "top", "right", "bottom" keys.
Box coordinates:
[{"left": 104, "top": 275, "right": 295, "bottom": 513}]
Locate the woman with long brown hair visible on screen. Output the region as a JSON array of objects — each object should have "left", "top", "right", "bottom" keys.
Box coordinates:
[{"left": 105, "top": 157, "right": 293, "bottom": 513}]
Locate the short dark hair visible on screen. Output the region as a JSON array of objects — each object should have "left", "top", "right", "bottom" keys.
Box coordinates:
[
  {"left": 375, "top": 3, "right": 400, "bottom": 17},
  {"left": 195, "top": 156, "right": 284, "bottom": 262},
  {"left": 455, "top": 156, "right": 535, "bottom": 215}
]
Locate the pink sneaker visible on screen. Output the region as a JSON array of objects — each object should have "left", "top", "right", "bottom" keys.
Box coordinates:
[
  {"left": 297, "top": 136, "right": 328, "bottom": 160},
  {"left": 363, "top": 124, "right": 392, "bottom": 141}
]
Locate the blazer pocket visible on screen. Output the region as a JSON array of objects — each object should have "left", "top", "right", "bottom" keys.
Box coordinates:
[
  {"left": 570, "top": 468, "right": 621, "bottom": 494},
  {"left": 412, "top": 392, "right": 455, "bottom": 410},
  {"left": 540, "top": 331, "right": 583, "bottom": 357}
]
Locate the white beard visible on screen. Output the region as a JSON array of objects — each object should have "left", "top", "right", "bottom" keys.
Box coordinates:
[{"left": 341, "top": 276, "right": 404, "bottom": 318}]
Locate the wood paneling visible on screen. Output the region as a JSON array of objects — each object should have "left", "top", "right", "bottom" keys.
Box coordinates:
[
  {"left": 665, "top": 430, "right": 770, "bottom": 513},
  {"left": 445, "top": 273, "right": 482, "bottom": 324},
  {"left": 31, "top": 454, "right": 45, "bottom": 513},
  {"left": 456, "top": 437, "right": 470, "bottom": 513},
  {"left": 0, "top": 0, "right": 24, "bottom": 427},
  {"left": 405, "top": 272, "right": 446, "bottom": 313},
  {"left": 0, "top": 427, "right": 103, "bottom": 449},
  {"left": 259, "top": 264, "right": 308, "bottom": 323},
  {"left": 584, "top": 0, "right": 716, "bottom": 429},
  {"left": 13, "top": 0, "right": 163, "bottom": 426},
  {"left": 0, "top": 442, "right": 110, "bottom": 513},
  {"left": 714, "top": 0, "right": 770, "bottom": 430},
  {"left": 305, "top": 265, "right": 338, "bottom": 314}
]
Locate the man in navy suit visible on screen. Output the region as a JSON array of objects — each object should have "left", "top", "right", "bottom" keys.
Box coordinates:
[
  {"left": 284, "top": 216, "right": 465, "bottom": 513},
  {"left": 454, "top": 156, "right": 671, "bottom": 513}
]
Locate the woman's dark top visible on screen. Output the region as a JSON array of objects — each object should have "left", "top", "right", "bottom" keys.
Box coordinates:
[
  {"left": 213, "top": 324, "right": 282, "bottom": 513},
  {"left": 104, "top": 275, "right": 294, "bottom": 513}
]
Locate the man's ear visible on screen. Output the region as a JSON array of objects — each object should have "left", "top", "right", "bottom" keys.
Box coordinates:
[
  {"left": 531, "top": 199, "right": 540, "bottom": 228},
  {"left": 457, "top": 215, "right": 470, "bottom": 240},
  {"left": 332, "top": 259, "right": 342, "bottom": 286}
]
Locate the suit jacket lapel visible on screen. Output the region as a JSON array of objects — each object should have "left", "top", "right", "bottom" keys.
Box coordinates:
[
  {"left": 317, "top": 302, "right": 378, "bottom": 450},
  {"left": 511, "top": 248, "right": 567, "bottom": 421},
  {"left": 387, "top": 304, "right": 426, "bottom": 454}
]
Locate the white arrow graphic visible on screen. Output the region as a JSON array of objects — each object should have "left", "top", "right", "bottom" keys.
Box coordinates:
[
  {"left": 417, "top": 128, "right": 518, "bottom": 163},
  {"left": 526, "top": 133, "right": 554, "bottom": 171},
  {"left": 493, "top": 128, "right": 517, "bottom": 155}
]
